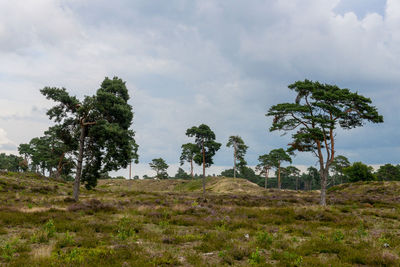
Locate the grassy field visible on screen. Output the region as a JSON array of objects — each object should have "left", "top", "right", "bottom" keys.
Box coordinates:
[{"left": 1, "top": 172, "right": 400, "bottom": 266}]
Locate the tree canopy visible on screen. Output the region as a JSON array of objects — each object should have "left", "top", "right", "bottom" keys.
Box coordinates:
[
  {"left": 185, "top": 124, "right": 221, "bottom": 197},
  {"left": 180, "top": 143, "right": 199, "bottom": 179},
  {"left": 227, "top": 135, "right": 248, "bottom": 178},
  {"left": 267, "top": 79, "right": 383, "bottom": 205},
  {"left": 41, "top": 77, "right": 139, "bottom": 201},
  {"left": 256, "top": 153, "right": 274, "bottom": 188},
  {"left": 149, "top": 158, "right": 169, "bottom": 179},
  {"left": 376, "top": 164, "right": 400, "bottom": 181},
  {"left": 269, "top": 148, "right": 292, "bottom": 190},
  {"left": 344, "top": 162, "right": 376, "bottom": 182}
]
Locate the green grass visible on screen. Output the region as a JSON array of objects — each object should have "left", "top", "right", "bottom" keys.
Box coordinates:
[{"left": 0, "top": 172, "right": 400, "bottom": 266}]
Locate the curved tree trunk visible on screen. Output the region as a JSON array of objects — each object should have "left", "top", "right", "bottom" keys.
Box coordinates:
[
  {"left": 190, "top": 159, "right": 194, "bottom": 179},
  {"left": 233, "top": 146, "right": 237, "bottom": 178},
  {"left": 277, "top": 161, "right": 281, "bottom": 190},
  {"left": 320, "top": 168, "right": 329, "bottom": 206},
  {"left": 202, "top": 140, "right": 206, "bottom": 199},
  {"left": 73, "top": 125, "right": 86, "bottom": 202},
  {"left": 264, "top": 168, "right": 268, "bottom": 189},
  {"left": 56, "top": 152, "right": 65, "bottom": 180}
]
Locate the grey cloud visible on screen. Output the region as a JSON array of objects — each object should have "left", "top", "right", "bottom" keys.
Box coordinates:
[
  {"left": 0, "top": 0, "right": 398, "bottom": 170},
  {"left": 0, "top": 142, "right": 17, "bottom": 151}
]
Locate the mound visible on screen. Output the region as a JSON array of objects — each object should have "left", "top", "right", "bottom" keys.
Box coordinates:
[
  {"left": 328, "top": 180, "right": 400, "bottom": 205},
  {"left": 98, "top": 177, "right": 265, "bottom": 195},
  {"left": 206, "top": 177, "right": 265, "bottom": 194}
]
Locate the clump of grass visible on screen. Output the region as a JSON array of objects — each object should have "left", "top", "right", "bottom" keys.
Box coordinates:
[
  {"left": 31, "top": 219, "right": 56, "bottom": 243},
  {"left": 1, "top": 240, "right": 17, "bottom": 261},
  {"left": 0, "top": 238, "right": 29, "bottom": 262},
  {"left": 255, "top": 230, "right": 273, "bottom": 248},
  {"left": 115, "top": 217, "right": 139, "bottom": 241},
  {"left": 332, "top": 230, "right": 345, "bottom": 242},
  {"left": 56, "top": 231, "right": 75, "bottom": 248},
  {"left": 248, "top": 247, "right": 264, "bottom": 265}
]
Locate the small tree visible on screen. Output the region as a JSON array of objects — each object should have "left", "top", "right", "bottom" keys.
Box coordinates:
[
  {"left": 267, "top": 80, "right": 383, "bottom": 205},
  {"left": 180, "top": 143, "right": 199, "bottom": 179},
  {"left": 344, "top": 162, "right": 376, "bottom": 182},
  {"left": 330, "top": 155, "right": 350, "bottom": 185},
  {"left": 256, "top": 154, "right": 274, "bottom": 189},
  {"left": 186, "top": 124, "right": 221, "bottom": 198},
  {"left": 41, "top": 77, "right": 139, "bottom": 201},
  {"left": 304, "top": 166, "right": 320, "bottom": 190},
  {"left": 269, "top": 148, "right": 292, "bottom": 190},
  {"left": 226, "top": 135, "right": 248, "bottom": 178},
  {"left": 175, "top": 167, "right": 191, "bottom": 179},
  {"left": 281, "top": 166, "right": 301, "bottom": 190},
  {"left": 149, "top": 158, "right": 169, "bottom": 179}
]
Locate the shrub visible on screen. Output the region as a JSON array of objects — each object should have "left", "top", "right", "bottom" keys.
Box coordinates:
[
  {"left": 248, "top": 248, "right": 264, "bottom": 265},
  {"left": 255, "top": 231, "right": 273, "bottom": 248}
]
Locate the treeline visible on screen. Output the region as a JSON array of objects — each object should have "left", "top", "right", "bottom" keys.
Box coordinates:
[{"left": 146, "top": 155, "right": 400, "bottom": 191}]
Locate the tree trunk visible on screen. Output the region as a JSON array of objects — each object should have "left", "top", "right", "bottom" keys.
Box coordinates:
[
  {"left": 190, "top": 159, "right": 194, "bottom": 179},
  {"left": 56, "top": 153, "right": 65, "bottom": 180},
  {"left": 73, "top": 125, "right": 86, "bottom": 202},
  {"left": 129, "top": 162, "right": 131, "bottom": 179},
  {"left": 320, "top": 168, "right": 328, "bottom": 206},
  {"left": 296, "top": 177, "right": 298, "bottom": 190},
  {"left": 277, "top": 161, "right": 281, "bottom": 190},
  {"left": 202, "top": 140, "right": 206, "bottom": 199},
  {"left": 264, "top": 168, "right": 268, "bottom": 189},
  {"left": 233, "top": 146, "right": 236, "bottom": 179}
]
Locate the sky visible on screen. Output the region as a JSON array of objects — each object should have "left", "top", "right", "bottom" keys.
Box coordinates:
[{"left": 0, "top": 0, "right": 399, "bottom": 177}]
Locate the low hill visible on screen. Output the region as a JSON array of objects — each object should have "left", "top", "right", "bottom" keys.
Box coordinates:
[
  {"left": 328, "top": 180, "right": 400, "bottom": 205},
  {"left": 97, "top": 177, "right": 266, "bottom": 195}
]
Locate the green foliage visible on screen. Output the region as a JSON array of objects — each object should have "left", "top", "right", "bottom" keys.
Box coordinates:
[
  {"left": 41, "top": 77, "right": 139, "bottom": 193},
  {"left": 344, "top": 162, "right": 376, "bottom": 182},
  {"left": 330, "top": 155, "right": 351, "bottom": 184},
  {"left": 255, "top": 231, "right": 273, "bottom": 248},
  {"left": 115, "top": 217, "right": 138, "bottom": 241},
  {"left": 180, "top": 143, "right": 198, "bottom": 178},
  {"left": 267, "top": 79, "right": 383, "bottom": 204},
  {"left": 269, "top": 148, "right": 292, "bottom": 167},
  {"left": 149, "top": 158, "right": 169, "bottom": 179},
  {"left": 1, "top": 239, "right": 18, "bottom": 261},
  {"left": 174, "top": 167, "right": 191, "bottom": 179},
  {"left": 45, "top": 219, "right": 56, "bottom": 238},
  {"left": 256, "top": 154, "right": 273, "bottom": 176},
  {"left": 332, "top": 230, "right": 345, "bottom": 242},
  {"left": 31, "top": 219, "right": 57, "bottom": 243},
  {"left": 227, "top": 135, "right": 248, "bottom": 177},
  {"left": 248, "top": 247, "right": 264, "bottom": 265},
  {"left": 376, "top": 164, "right": 400, "bottom": 181},
  {"left": 185, "top": 124, "right": 221, "bottom": 169},
  {"left": 0, "top": 153, "right": 24, "bottom": 172}
]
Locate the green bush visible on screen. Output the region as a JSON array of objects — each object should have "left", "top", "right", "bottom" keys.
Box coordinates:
[{"left": 255, "top": 231, "right": 273, "bottom": 248}]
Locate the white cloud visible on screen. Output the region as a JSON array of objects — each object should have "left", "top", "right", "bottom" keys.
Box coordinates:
[{"left": 0, "top": 0, "right": 398, "bottom": 173}]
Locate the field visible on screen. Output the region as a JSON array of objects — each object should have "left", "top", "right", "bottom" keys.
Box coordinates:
[{"left": 1, "top": 172, "right": 400, "bottom": 266}]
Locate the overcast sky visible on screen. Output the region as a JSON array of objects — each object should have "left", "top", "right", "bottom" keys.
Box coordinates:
[{"left": 0, "top": 0, "right": 399, "bottom": 177}]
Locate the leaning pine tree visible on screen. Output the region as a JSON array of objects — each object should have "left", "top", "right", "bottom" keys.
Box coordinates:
[
  {"left": 41, "top": 77, "right": 139, "bottom": 201},
  {"left": 267, "top": 79, "right": 383, "bottom": 206}
]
